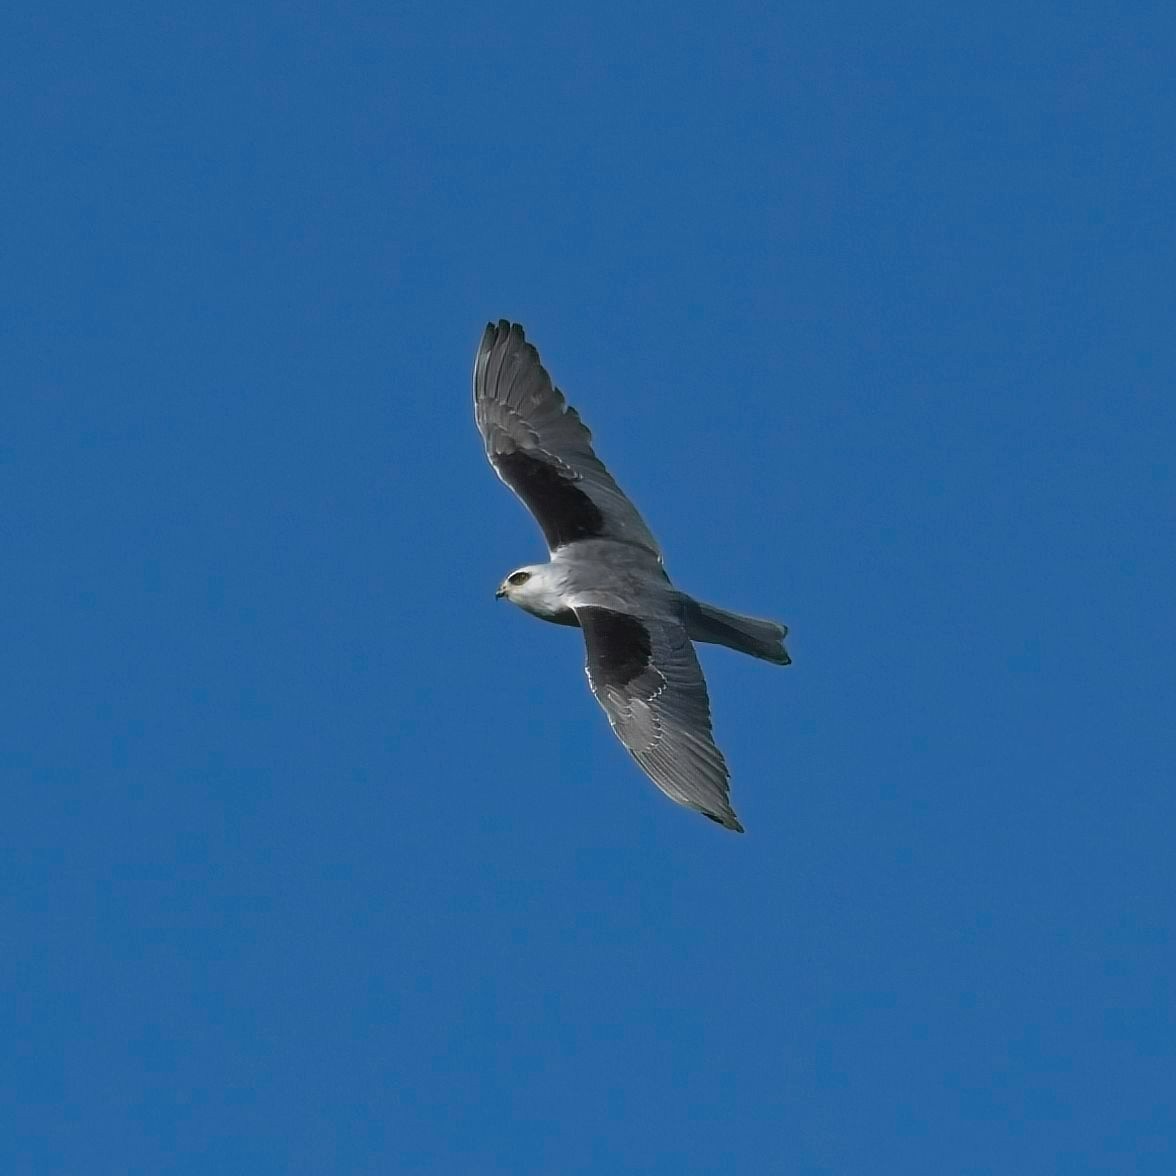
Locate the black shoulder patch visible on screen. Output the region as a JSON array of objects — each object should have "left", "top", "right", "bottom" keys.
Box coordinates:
[
  {"left": 579, "top": 607, "right": 654, "bottom": 688},
  {"left": 495, "top": 449, "right": 605, "bottom": 549}
]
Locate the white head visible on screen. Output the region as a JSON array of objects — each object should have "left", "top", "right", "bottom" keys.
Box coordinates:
[{"left": 495, "top": 563, "right": 569, "bottom": 622}]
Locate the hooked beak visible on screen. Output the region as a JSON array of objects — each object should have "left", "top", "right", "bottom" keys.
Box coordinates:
[{"left": 495, "top": 586, "right": 506, "bottom": 599}]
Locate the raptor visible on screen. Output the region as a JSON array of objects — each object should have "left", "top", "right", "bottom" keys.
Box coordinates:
[{"left": 475, "top": 321, "right": 790, "bottom": 831}]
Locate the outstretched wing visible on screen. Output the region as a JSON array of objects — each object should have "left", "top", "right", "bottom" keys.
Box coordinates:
[
  {"left": 473, "top": 321, "right": 661, "bottom": 556},
  {"left": 576, "top": 605, "right": 742, "bottom": 832}
]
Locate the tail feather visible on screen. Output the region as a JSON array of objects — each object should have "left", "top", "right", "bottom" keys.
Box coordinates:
[{"left": 684, "top": 599, "right": 791, "bottom": 665}]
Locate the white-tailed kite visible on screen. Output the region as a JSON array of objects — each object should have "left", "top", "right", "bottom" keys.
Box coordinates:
[{"left": 475, "top": 321, "right": 790, "bottom": 832}]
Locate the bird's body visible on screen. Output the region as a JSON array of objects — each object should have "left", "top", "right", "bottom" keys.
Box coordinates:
[
  {"left": 506, "top": 542, "right": 671, "bottom": 622},
  {"left": 475, "top": 321, "right": 790, "bottom": 832}
]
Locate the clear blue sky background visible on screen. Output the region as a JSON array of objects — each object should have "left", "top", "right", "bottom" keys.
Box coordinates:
[{"left": 4, "top": 5, "right": 1174, "bottom": 1173}]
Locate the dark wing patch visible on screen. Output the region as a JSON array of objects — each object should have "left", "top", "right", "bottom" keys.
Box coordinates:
[
  {"left": 577, "top": 608, "right": 743, "bottom": 832},
  {"left": 495, "top": 449, "right": 605, "bottom": 550},
  {"left": 473, "top": 321, "right": 661, "bottom": 556},
  {"left": 578, "top": 607, "right": 654, "bottom": 688}
]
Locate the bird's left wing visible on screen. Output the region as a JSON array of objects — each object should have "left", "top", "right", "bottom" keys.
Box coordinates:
[
  {"left": 575, "top": 605, "right": 742, "bottom": 831},
  {"left": 473, "top": 321, "right": 661, "bottom": 556}
]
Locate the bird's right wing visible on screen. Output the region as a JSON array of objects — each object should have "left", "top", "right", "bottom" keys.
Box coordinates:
[
  {"left": 473, "top": 321, "right": 661, "bottom": 557},
  {"left": 575, "top": 605, "right": 742, "bottom": 832}
]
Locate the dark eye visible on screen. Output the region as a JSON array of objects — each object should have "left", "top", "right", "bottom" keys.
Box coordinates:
[{"left": 508, "top": 571, "right": 531, "bottom": 586}]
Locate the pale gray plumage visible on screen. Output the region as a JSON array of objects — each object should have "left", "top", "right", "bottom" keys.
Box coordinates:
[
  {"left": 579, "top": 607, "right": 734, "bottom": 825},
  {"left": 473, "top": 323, "right": 660, "bottom": 555},
  {"left": 474, "top": 320, "right": 790, "bottom": 832}
]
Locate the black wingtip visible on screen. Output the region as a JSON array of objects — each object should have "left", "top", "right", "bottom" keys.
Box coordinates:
[
  {"left": 484, "top": 319, "right": 523, "bottom": 341},
  {"left": 478, "top": 321, "right": 532, "bottom": 371},
  {"left": 703, "top": 810, "right": 745, "bottom": 833}
]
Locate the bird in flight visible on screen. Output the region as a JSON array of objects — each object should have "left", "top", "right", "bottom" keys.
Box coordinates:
[{"left": 474, "top": 321, "right": 790, "bottom": 832}]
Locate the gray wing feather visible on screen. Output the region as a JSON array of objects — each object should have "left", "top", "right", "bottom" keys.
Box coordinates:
[
  {"left": 473, "top": 321, "right": 661, "bottom": 556},
  {"left": 577, "top": 607, "right": 742, "bottom": 832}
]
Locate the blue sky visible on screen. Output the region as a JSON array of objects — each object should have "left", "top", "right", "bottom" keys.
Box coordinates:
[{"left": 4, "top": 4, "right": 1175, "bottom": 1173}]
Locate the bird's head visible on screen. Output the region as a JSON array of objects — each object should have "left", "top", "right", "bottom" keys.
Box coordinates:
[
  {"left": 495, "top": 564, "right": 566, "bottom": 620},
  {"left": 495, "top": 565, "right": 541, "bottom": 603}
]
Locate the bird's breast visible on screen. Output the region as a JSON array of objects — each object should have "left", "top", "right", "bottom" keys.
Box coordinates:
[{"left": 519, "top": 599, "right": 579, "bottom": 627}]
